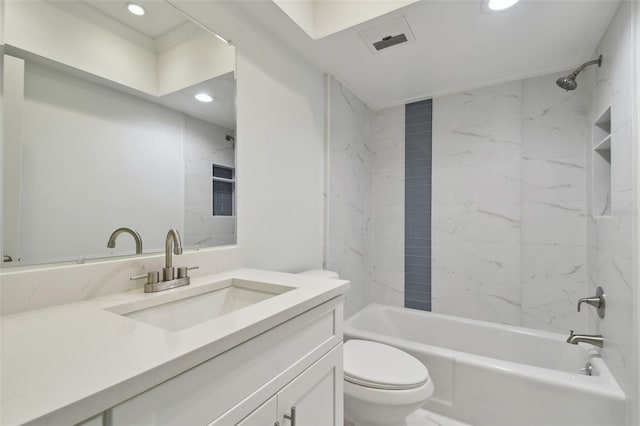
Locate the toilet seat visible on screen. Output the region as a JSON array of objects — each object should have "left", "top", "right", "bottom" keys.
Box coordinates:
[{"left": 344, "top": 340, "right": 430, "bottom": 391}]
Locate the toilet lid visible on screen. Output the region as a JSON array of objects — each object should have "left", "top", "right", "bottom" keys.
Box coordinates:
[{"left": 344, "top": 340, "right": 429, "bottom": 390}]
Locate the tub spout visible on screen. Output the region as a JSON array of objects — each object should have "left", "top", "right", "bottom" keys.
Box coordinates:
[{"left": 566, "top": 330, "right": 604, "bottom": 348}]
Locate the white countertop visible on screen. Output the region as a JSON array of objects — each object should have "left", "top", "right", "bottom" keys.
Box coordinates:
[{"left": 0, "top": 268, "right": 349, "bottom": 425}]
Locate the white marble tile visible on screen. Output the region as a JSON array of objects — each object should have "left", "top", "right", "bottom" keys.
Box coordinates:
[
  {"left": 371, "top": 271, "right": 404, "bottom": 307},
  {"left": 373, "top": 237, "right": 404, "bottom": 274},
  {"left": 432, "top": 241, "right": 521, "bottom": 325},
  {"left": 372, "top": 170, "right": 404, "bottom": 207},
  {"left": 520, "top": 245, "right": 587, "bottom": 332},
  {"left": 585, "top": 2, "right": 635, "bottom": 400},
  {"left": 611, "top": 120, "right": 633, "bottom": 193},
  {"left": 184, "top": 212, "right": 235, "bottom": 248},
  {"left": 433, "top": 81, "right": 521, "bottom": 131},
  {"left": 432, "top": 202, "right": 520, "bottom": 244},
  {"left": 521, "top": 73, "right": 590, "bottom": 119},
  {"left": 521, "top": 113, "right": 588, "bottom": 159},
  {"left": 372, "top": 138, "right": 405, "bottom": 171},
  {"left": 432, "top": 119, "right": 521, "bottom": 168},
  {"left": 432, "top": 161, "right": 520, "bottom": 204},
  {"left": 595, "top": 215, "right": 633, "bottom": 259},
  {"left": 521, "top": 201, "right": 586, "bottom": 246},
  {"left": 372, "top": 105, "right": 404, "bottom": 144},
  {"left": 374, "top": 204, "right": 405, "bottom": 239},
  {"left": 370, "top": 106, "right": 405, "bottom": 308},
  {"left": 327, "top": 77, "right": 374, "bottom": 318},
  {"left": 590, "top": 1, "right": 634, "bottom": 133},
  {"left": 521, "top": 156, "right": 586, "bottom": 202},
  {"left": 590, "top": 250, "right": 634, "bottom": 396}
]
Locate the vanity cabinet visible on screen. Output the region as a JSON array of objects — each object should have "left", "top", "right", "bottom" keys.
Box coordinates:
[
  {"left": 108, "top": 297, "right": 343, "bottom": 426},
  {"left": 213, "top": 344, "right": 343, "bottom": 426}
]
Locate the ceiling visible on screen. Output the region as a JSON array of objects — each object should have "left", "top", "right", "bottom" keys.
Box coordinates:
[
  {"left": 159, "top": 72, "right": 236, "bottom": 130},
  {"left": 81, "top": 0, "right": 190, "bottom": 39},
  {"left": 231, "top": 0, "right": 620, "bottom": 110},
  {"left": 43, "top": 0, "right": 236, "bottom": 128}
]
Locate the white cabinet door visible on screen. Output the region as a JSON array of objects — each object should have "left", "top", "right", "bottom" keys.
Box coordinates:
[
  {"left": 277, "top": 344, "right": 343, "bottom": 426},
  {"left": 237, "top": 396, "right": 277, "bottom": 426}
]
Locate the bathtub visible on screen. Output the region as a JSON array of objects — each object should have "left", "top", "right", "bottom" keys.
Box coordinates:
[{"left": 344, "top": 304, "right": 625, "bottom": 426}]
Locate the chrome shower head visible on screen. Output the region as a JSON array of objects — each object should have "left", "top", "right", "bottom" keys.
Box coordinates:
[
  {"left": 556, "top": 74, "right": 578, "bottom": 91},
  {"left": 556, "top": 55, "right": 602, "bottom": 91}
]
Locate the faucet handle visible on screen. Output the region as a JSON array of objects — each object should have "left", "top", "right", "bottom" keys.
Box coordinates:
[
  {"left": 576, "top": 286, "right": 606, "bottom": 318},
  {"left": 130, "top": 271, "right": 159, "bottom": 284},
  {"left": 177, "top": 266, "right": 199, "bottom": 279}
]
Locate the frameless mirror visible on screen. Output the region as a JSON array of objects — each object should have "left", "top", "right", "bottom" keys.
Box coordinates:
[{"left": 1, "top": 0, "right": 236, "bottom": 267}]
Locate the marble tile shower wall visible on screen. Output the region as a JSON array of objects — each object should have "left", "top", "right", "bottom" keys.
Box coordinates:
[
  {"left": 326, "top": 77, "right": 374, "bottom": 317},
  {"left": 183, "top": 116, "right": 236, "bottom": 248},
  {"left": 371, "top": 106, "right": 406, "bottom": 308},
  {"left": 585, "top": 0, "right": 635, "bottom": 404},
  {"left": 432, "top": 73, "right": 590, "bottom": 331}
]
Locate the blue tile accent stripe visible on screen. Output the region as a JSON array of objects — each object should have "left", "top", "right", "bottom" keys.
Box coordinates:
[{"left": 405, "top": 100, "right": 432, "bottom": 311}]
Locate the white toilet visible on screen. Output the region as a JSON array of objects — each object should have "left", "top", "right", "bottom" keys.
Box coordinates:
[
  {"left": 298, "top": 270, "right": 434, "bottom": 426},
  {"left": 343, "top": 340, "right": 434, "bottom": 426}
]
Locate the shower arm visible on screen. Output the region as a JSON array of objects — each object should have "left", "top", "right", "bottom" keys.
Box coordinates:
[{"left": 570, "top": 55, "right": 602, "bottom": 76}]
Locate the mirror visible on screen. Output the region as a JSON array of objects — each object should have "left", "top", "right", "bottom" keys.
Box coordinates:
[{"left": 1, "top": 0, "right": 236, "bottom": 267}]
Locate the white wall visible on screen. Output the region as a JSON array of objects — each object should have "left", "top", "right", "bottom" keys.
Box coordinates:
[
  {"left": 3, "top": 1, "right": 234, "bottom": 98},
  {"left": 326, "top": 76, "right": 373, "bottom": 317},
  {"left": 370, "top": 105, "right": 405, "bottom": 307},
  {"left": 157, "top": 31, "right": 235, "bottom": 96},
  {"left": 633, "top": 2, "right": 640, "bottom": 424},
  {"left": 4, "top": 0, "right": 156, "bottom": 94},
  {"left": 431, "top": 72, "right": 591, "bottom": 330},
  {"left": 171, "top": 0, "right": 326, "bottom": 272},
  {"left": 19, "top": 59, "right": 183, "bottom": 263},
  {"left": 585, "top": 1, "right": 636, "bottom": 417}
]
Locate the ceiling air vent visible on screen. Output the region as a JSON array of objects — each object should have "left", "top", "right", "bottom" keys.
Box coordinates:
[{"left": 358, "top": 16, "right": 415, "bottom": 54}]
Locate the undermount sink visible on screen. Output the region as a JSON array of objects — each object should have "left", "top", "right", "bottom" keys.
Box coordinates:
[{"left": 106, "top": 278, "right": 295, "bottom": 332}]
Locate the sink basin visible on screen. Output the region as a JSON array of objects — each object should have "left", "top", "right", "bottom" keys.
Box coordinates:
[{"left": 106, "top": 278, "right": 294, "bottom": 332}]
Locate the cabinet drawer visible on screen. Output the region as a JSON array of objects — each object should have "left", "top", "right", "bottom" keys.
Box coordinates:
[{"left": 109, "top": 297, "right": 342, "bottom": 425}]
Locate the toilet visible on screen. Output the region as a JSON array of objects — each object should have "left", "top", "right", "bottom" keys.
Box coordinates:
[
  {"left": 299, "top": 270, "right": 434, "bottom": 426},
  {"left": 343, "top": 340, "right": 434, "bottom": 426}
]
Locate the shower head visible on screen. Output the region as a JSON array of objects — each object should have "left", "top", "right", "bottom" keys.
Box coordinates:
[
  {"left": 225, "top": 134, "right": 235, "bottom": 142},
  {"left": 556, "top": 74, "right": 578, "bottom": 91},
  {"left": 556, "top": 55, "right": 602, "bottom": 91}
]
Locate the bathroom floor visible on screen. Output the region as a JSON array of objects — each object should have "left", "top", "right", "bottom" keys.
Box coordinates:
[{"left": 406, "top": 409, "right": 472, "bottom": 426}]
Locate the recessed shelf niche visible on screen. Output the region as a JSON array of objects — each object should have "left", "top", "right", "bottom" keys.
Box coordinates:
[{"left": 593, "top": 107, "right": 611, "bottom": 217}]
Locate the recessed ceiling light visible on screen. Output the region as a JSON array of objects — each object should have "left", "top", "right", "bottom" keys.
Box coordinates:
[
  {"left": 195, "top": 93, "right": 213, "bottom": 103},
  {"left": 486, "top": 0, "right": 519, "bottom": 11},
  {"left": 127, "top": 3, "right": 145, "bottom": 16}
]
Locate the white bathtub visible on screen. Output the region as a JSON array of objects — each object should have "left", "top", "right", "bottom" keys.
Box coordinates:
[{"left": 344, "top": 304, "right": 625, "bottom": 426}]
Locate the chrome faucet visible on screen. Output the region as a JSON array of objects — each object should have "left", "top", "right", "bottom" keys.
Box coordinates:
[
  {"left": 130, "top": 228, "right": 198, "bottom": 292},
  {"left": 107, "top": 227, "right": 143, "bottom": 254},
  {"left": 566, "top": 330, "right": 604, "bottom": 348},
  {"left": 163, "top": 228, "right": 183, "bottom": 281}
]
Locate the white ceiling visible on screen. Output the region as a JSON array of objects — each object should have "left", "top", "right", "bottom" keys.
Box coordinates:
[
  {"left": 81, "top": 0, "right": 190, "bottom": 39},
  {"left": 232, "top": 0, "right": 620, "bottom": 110},
  {"left": 158, "top": 72, "right": 236, "bottom": 130},
  {"left": 43, "top": 0, "right": 236, "bottom": 128}
]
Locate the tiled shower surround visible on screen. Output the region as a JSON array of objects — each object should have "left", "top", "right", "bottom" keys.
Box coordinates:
[
  {"left": 326, "top": 76, "right": 406, "bottom": 317},
  {"left": 328, "top": 20, "right": 633, "bottom": 405},
  {"left": 432, "top": 75, "right": 590, "bottom": 330}
]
